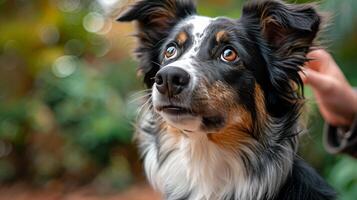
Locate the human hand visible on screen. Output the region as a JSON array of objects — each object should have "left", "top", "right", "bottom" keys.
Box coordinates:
[{"left": 303, "top": 49, "right": 357, "bottom": 126}]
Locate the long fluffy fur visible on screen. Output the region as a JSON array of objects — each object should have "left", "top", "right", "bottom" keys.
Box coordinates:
[{"left": 118, "top": 0, "right": 337, "bottom": 200}]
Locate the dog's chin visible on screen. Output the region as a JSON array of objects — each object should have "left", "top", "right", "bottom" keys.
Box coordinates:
[
  {"left": 162, "top": 113, "right": 202, "bottom": 132},
  {"left": 157, "top": 106, "right": 203, "bottom": 132},
  {"left": 155, "top": 105, "right": 227, "bottom": 133}
]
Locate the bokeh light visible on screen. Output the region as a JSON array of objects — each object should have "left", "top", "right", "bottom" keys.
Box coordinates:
[
  {"left": 83, "top": 12, "right": 105, "bottom": 33},
  {"left": 52, "top": 56, "right": 78, "bottom": 78}
]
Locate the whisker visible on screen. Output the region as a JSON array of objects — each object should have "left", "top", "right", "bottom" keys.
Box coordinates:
[
  {"left": 128, "top": 89, "right": 152, "bottom": 98},
  {"left": 128, "top": 89, "right": 153, "bottom": 104},
  {"left": 129, "top": 93, "right": 152, "bottom": 104},
  {"left": 137, "top": 96, "right": 153, "bottom": 117}
]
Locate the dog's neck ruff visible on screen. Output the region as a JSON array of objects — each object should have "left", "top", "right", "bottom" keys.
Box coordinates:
[{"left": 137, "top": 111, "right": 297, "bottom": 200}]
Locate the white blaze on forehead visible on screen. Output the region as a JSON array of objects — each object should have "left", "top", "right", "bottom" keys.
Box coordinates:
[
  {"left": 186, "top": 15, "right": 213, "bottom": 36},
  {"left": 183, "top": 16, "right": 213, "bottom": 53}
]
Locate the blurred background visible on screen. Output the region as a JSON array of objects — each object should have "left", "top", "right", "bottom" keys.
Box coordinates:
[{"left": 0, "top": 0, "right": 356, "bottom": 199}]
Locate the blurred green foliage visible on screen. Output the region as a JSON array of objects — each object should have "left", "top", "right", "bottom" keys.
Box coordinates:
[
  {"left": 0, "top": 0, "right": 356, "bottom": 199},
  {"left": 0, "top": 0, "right": 141, "bottom": 189}
]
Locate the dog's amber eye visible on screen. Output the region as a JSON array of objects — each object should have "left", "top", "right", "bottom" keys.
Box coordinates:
[
  {"left": 165, "top": 45, "right": 177, "bottom": 59},
  {"left": 221, "top": 48, "right": 238, "bottom": 62}
]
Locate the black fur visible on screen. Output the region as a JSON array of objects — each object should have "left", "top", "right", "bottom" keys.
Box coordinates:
[
  {"left": 118, "top": 0, "right": 337, "bottom": 199},
  {"left": 273, "top": 158, "right": 337, "bottom": 200}
]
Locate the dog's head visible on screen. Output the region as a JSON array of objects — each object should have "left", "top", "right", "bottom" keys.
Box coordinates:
[{"left": 118, "top": 0, "right": 320, "bottom": 140}]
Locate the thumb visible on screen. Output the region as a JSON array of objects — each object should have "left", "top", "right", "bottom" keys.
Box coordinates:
[{"left": 304, "top": 68, "right": 334, "bottom": 93}]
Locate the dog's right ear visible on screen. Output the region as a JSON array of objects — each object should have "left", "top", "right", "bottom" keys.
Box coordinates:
[{"left": 117, "top": 0, "right": 197, "bottom": 87}]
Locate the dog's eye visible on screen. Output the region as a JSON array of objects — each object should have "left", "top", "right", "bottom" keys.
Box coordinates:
[
  {"left": 221, "top": 48, "right": 238, "bottom": 62},
  {"left": 165, "top": 45, "right": 177, "bottom": 59}
]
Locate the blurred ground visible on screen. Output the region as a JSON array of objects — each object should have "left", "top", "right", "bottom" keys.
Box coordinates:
[{"left": 0, "top": 183, "right": 160, "bottom": 200}]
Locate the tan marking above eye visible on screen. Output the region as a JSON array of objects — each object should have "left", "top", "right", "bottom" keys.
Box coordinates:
[
  {"left": 216, "top": 30, "right": 228, "bottom": 43},
  {"left": 176, "top": 31, "right": 188, "bottom": 45}
]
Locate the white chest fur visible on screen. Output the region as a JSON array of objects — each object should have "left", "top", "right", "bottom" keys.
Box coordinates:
[
  {"left": 140, "top": 130, "right": 291, "bottom": 200},
  {"left": 137, "top": 112, "right": 294, "bottom": 200}
]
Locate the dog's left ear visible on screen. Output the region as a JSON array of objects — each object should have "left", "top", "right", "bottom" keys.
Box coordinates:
[
  {"left": 242, "top": 0, "right": 322, "bottom": 117},
  {"left": 241, "top": 0, "right": 322, "bottom": 90},
  {"left": 117, "top": 0, "right": 197, "bottom": 88},
  {"left": 242, "top": 0, "right": 321, "bottom": 54}
]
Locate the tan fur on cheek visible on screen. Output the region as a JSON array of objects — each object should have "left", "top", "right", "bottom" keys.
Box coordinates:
[
  {"left": 208, "top": 106, "right": 254, "bottom": 150},
  {"left": 201, "top": 81, "right": 255, "bottom": 149},
  {"left": 254, "top": 84, "right": 267, "bottom": 135},
  {"left": 203, "top": 81, "right": 237, "bottom": 112},
  {"left": 206, "top": 83, "right": 268, "bottom": 150}
]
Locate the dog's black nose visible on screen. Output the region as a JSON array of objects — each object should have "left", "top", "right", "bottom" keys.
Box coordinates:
[{"left": 155, "top": 67, "right": 190, "bottom": 97}]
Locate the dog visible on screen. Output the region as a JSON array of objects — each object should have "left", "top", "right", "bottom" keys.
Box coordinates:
[{"left": 117, "top": 0, "right": 337, "bottom": 199}]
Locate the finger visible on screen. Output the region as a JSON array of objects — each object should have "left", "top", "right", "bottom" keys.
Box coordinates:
[
  {"left": 304, "top": 68, "right": 334, "bottom": 93},
  {"left": 305, "top": 49, "right": 331, "bottom": 72}
]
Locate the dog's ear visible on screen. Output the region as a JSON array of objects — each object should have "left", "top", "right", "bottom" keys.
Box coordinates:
[
  {"left": 241, "top": 0, "right": 322, "bottom": 90},
  {"left": 241, "top": 0, "right": 322, "bottom": 118},
  {"left": 117, "top": 0, "right": 197, "bottom": 87},
  {"left": 242, "top": 0, "right": 321, "bottom": 55}
]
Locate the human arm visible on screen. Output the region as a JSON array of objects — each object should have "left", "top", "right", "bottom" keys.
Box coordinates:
[{"left": 303, "top": 50, "right": 357, "bottom": 157}]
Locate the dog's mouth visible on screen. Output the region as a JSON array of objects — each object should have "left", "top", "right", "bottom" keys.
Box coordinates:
[
  {"left": 156, "top": 104, "right": 226, "bottom": 132},
  {"left": 157, "top": 105, "right": 194, "bottom": 116},
  {"left": 155, "top": 104, "right": 202, "bottom": 131}
]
